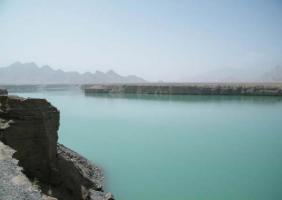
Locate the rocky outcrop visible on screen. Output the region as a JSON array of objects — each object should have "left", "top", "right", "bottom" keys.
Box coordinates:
[
  {"left": 0, "top": 88, "right": 8, "bottom": 95},
  {"left": 56, "top": 144, "right": 113, "bottom": 200},
  {"left": 84, "top": 83, "right": 282, "bottom": 96},
  {"left": 0, "top": 93, "right": 113, "bottom": 200},
  {"left": 0, "top": 96, "right": 59, "bottom": 182}
]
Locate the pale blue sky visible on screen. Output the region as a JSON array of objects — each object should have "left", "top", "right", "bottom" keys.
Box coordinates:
[{"left": 0, "top": 0, "right": 281, "bottom": 81}]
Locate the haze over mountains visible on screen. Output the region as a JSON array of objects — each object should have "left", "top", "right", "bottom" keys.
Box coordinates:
[
  {"left": 0, "top": 62, "right": 146, "bottom": 84},
  {"left": 183, "top": 66, "right": 282, "bottom": 83},
  {"left": 0, "top": 62, "right": 281, "bottom": 84}
]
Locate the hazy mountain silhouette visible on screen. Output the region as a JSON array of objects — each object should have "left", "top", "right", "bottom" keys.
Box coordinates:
[
  {"left": 261, "top": 66, "right": 282, "bottom": 82},
  {"left": 183, "top": 66, "right": 282, "bottom": 83},
  {"left": 0, "top": 62, "right": 146, "bottom": 84}
]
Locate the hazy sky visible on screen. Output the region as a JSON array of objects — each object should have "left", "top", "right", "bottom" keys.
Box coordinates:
[{"left": 0, "top": 0, "right": 282, "bottom": 81}]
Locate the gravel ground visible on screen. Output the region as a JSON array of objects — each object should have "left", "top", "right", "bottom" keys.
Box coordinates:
[{"left": 0, "top": 141, "right": 42, "bottom": 200}]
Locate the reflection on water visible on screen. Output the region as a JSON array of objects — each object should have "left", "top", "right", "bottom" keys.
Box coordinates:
[{"left": 85, "top": 93, "right": 282, "bottom": 104}]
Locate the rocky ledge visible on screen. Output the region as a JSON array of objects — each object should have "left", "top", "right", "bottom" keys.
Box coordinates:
[
  {"left": 84, "top": 83, "right": 282, "bottom": 96},
  {"left": 0, "top": 90, "right": 114, "bottom": 200},
  {"left": 0, "top": 88, "right": 8, "bottom": 95}
]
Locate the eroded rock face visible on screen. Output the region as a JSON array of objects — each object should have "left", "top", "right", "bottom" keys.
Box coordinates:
[
  {"left": 0, "top": 95, "right": 59, "bottom": 182},
  {"left": 55, "top": 144, "right": 106, "bottom": 200},
  {"left": 0, "top": 88, "right": 8, "bottom": 95},
  {"left": 0, "top": 93, "right": 114, "bottom": 200}
]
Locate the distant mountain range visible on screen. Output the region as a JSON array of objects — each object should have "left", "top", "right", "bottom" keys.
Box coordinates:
[
  {"left": 0, "top": 62, "right": 146, "bottom": 84},
  {"left": 1, "top": 62, "right": 281, "bottom": 84}
]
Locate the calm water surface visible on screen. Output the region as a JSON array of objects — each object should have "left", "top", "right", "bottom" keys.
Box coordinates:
[{"left": 14, "top": 90, "right": 282, "bottom": 200}]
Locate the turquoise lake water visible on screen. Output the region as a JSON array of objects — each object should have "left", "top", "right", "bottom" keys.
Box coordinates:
[{"left": 14, "top": 90, "right": 282, "bottom": 200}]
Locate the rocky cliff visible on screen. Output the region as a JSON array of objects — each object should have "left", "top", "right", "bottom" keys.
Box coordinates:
[
  {"left": 0, "top": 88, "right": 8, "bottom": 95},
  {"left": 0, "top": 90, "right": 113, "bottom": 200}
]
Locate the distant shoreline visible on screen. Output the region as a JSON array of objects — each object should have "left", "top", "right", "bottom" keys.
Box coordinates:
[
  {"left": 2, "top": 82, "right": 282, "bottom": 96},
  {"left": 84, "top": 82, "right": 282, "bottom": 96}
]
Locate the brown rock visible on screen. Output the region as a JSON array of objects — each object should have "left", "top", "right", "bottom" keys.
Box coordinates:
[{"left": 0, "top": 96, "right": 59, "bottom": 181}]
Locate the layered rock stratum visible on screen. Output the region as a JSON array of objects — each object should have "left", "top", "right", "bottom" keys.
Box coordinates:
[{"left": 0, "top": 89, "right": 113, "bottom": 200}]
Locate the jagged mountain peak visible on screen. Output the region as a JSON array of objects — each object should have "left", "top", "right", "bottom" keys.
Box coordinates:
[
  {"left": 8, "top": 62, "right": 38, "bottom": 69},
  {"left": 41, "top": 65, "right": 53, "bottom": 70},
  {"left": 106, "top": 70, "right": 119, "bottom": 76}
]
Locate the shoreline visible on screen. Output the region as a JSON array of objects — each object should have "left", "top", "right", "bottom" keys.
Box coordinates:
[
  {"left": 0, "top": 88, "right": 114, "bottom": 200},
  {"left": 84, "top": 83, "right": 282, "bottom": 96}
]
